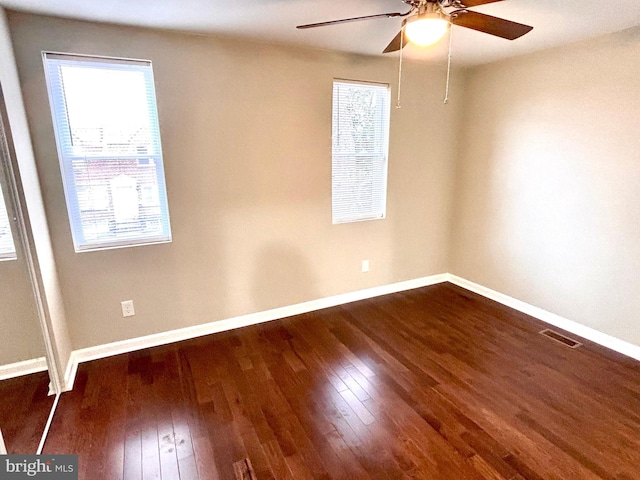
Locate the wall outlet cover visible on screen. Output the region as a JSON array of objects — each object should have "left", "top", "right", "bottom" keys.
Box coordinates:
[{"left": 121, "top": 300, "right": 135, "bottom": 317}]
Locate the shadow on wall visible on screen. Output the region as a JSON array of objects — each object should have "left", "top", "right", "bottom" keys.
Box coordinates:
[{"left": 252, "top": 243, "right": 317, "bottom": 312}]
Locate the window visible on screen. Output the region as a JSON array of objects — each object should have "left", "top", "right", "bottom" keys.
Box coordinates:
[
  {"left": 332, "top": 80, "right": 390, "bottom": 224},
  {"left": 43, "top": 53, "right": 171, "bottom": 251},
  {"left": 0, "top": 183, "right": 16, "bottom": 260}
]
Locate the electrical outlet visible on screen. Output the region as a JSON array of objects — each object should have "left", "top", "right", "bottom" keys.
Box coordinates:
[
  {"left": 121, "top": 300, "right": 135, "bottom": 317},
  {"left": 362, "top": 259, "right": 370, "bottom": 273}
]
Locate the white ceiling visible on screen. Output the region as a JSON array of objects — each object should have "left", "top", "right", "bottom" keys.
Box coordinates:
[{"left": 1, "top": 0, "right": 639, "bottom": 65}]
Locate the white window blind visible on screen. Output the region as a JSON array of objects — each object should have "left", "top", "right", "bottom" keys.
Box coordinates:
[
  {"left": 43, "top": 53, "right": 171, "bottom": 251},
  {"left": 332, "top": 80, "right": 390, "bottom": 224},
  {"left": 0, "top": 183, "right": 16, "bottom": 260}
]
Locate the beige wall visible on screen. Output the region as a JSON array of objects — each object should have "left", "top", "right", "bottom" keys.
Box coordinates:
[
  {"left": 8, "top": 12, "right": 462, "bottom": 350},
  {"left": 5, "top": 11, "right": 640, "bottom": 359},
  {"left": 451, "top": 27, "right": 640, "bottom": 346}
]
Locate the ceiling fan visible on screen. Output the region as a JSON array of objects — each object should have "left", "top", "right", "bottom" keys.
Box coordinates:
[{"left": 297, "top": 0, "right": 533, "bottom": 53}]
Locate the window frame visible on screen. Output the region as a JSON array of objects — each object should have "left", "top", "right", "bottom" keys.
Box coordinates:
[
  {"left": 42, "top": 52, "right": 172, "bottom": 252},
  {"left": 0, "top": 181, "right": 17, "bottom": 261},
  {"left": 0, "top": 108, "right": 17, "bottom": 261},
  {"left": 331, "top": 78, "right": 391, "bottom": 225}
]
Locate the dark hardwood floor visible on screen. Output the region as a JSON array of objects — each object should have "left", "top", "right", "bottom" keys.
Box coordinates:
[
  {"left": 0, "top": 370, "right": 54, "bottom": 453},
  {"left": 42, "top": 283, "right": 640, "bottom": 479}
]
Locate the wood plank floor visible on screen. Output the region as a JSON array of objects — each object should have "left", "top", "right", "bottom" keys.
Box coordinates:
[
  {"left": 42, "top": 283, "right": 640, "bottom": 479},
  {"left": 0, "top": 370, "right": 54, "bottom": 453}
]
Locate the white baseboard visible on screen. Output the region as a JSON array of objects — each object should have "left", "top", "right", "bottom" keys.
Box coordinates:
[
  {"left": 65, "top": 274, "right": 448, "bottom": 389},
  {"left": 0, "top": 356, "right": 47, "bottom": 381},
  {"left": 446, "top": 274, "right": 640, "bottom": 362},
  {"left": 62, "top": 272, "right": 639, "bottom": 391}
]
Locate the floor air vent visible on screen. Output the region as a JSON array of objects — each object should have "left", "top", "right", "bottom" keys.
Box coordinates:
[
  {"left": 234, "top": 458, "right": 257, "bottom": 480},
  {"left": 539, "top": 328, "right": 582, "bottom": 348}
]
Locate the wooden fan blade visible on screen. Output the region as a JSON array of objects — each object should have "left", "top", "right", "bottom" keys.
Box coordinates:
[
  {"left": 383, "top": 30, "right": 410, "bottom": 53},
  {"left": 297, "top": 12, "right": 405, "bottom": 29},
  {"left": 450, "top": 10, "right": 533, "bottom": 40},
  {"left": 454, "top": 0, "right": 504, "bottom": 7}
]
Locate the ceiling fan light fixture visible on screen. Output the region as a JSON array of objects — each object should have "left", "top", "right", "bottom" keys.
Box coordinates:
[{"left": 404, "top": 13, "right": 449, "bottom": 47}]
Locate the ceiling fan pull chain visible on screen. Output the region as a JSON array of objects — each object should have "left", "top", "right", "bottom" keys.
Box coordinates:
[
  {"left": 396, "top": 26, "right": 404, "bottom": 109},
  {"left": 444, "top": 23, "right": 453, "bottom": 104}
]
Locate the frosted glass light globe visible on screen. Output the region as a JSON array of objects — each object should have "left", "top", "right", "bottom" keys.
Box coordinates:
[{"left": 405, "top": 15, "right": 449, "bottom": 47}]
